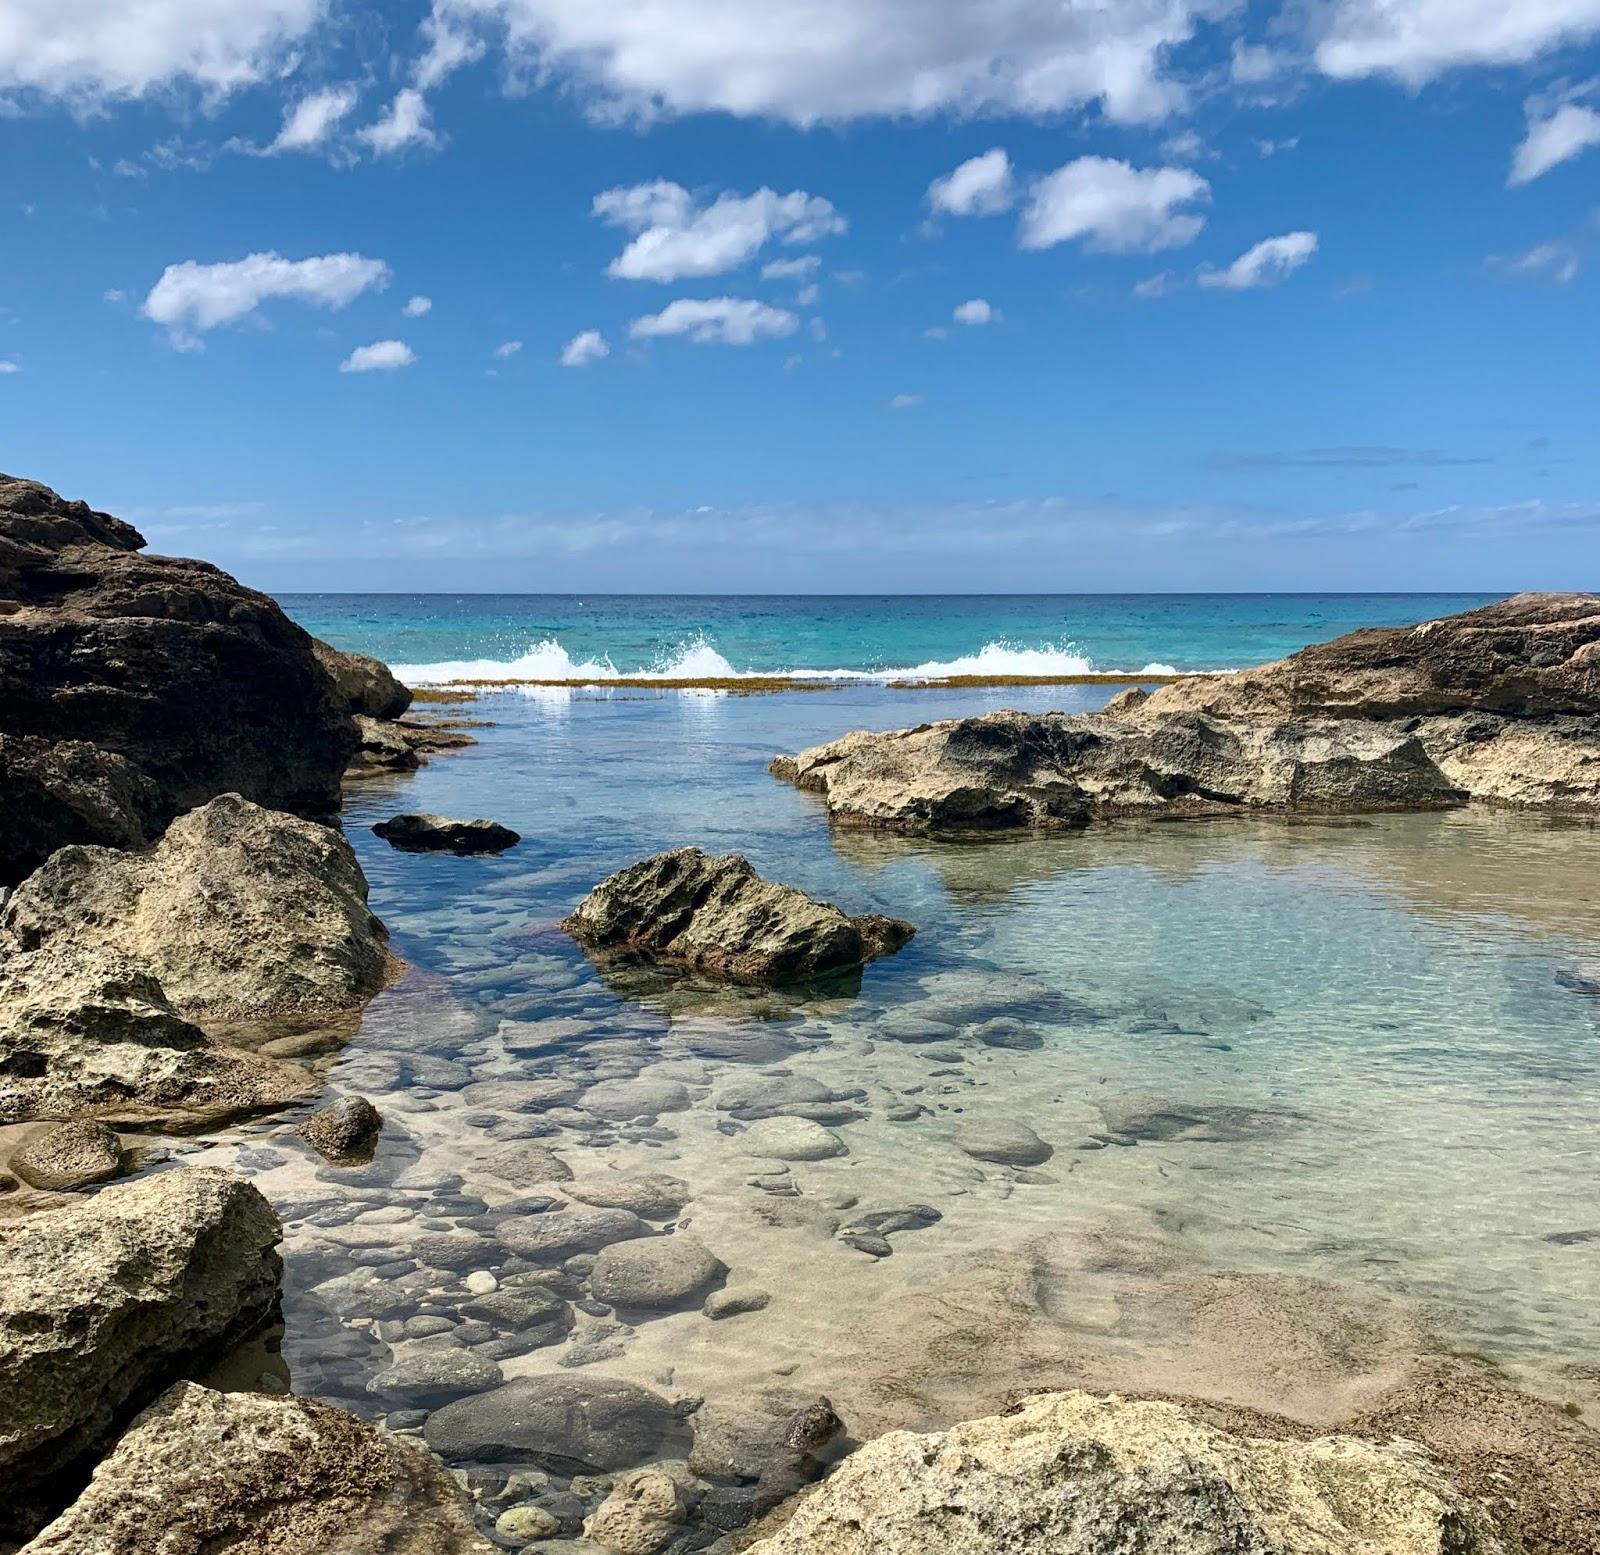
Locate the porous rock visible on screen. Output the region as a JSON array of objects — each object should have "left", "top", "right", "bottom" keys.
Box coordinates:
[
  {"left": 7, "top": 1119, "right": 124, "bottom": 1191},
  {"left": 584, "top": 1468, "right": 685, "bottom": 1555},
  {"left": 301, "top": 1096, "right": 385, "bottom": 1163}
]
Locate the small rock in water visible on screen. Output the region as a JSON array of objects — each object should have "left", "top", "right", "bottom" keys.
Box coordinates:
[
  {"left": 971, "top": 1018, "right": 1044, "bottom": 1051},
  {"left": 739, "top": 1116, "right": 847, "bottom": 1162},
  {"left": 464, "top": 1270, "right": 499, "bottom": 1295},
  {"left": 8, "top": 1119, "right": 125, "bottom": 1191},
  {"left": 300, "top": 1096, "right": 384, "bottom": 1164},
  {"left": 367, "top": 1347, "right": 503, "bottom": 1406},
  {"left": 590, "top": 1235, "right": 726, "bottom": 1312},
  {"left": 584, "top": 1467, "right": 685, "bottom": 1555},
  {"left": 496, "top": 1503, "right": 561, "bottom": 1541},
  {"left": 704, "top": 1287, "right": 772, "bottom": 1320},
  {"left": 954, "top": 1119, "right": 1054, "bottom": 1167},
  {"left": 372, "top": 813, "right": 521, "bottom": 854}
]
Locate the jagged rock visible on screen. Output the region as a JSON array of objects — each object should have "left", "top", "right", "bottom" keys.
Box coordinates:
[
  {"left": 313, "top": 639, "right": 413, "bottom": 720},
  {"left": 0, "top": 474, "right": 357, "bottom": 885},
  {"left": 0, "top": 793, "right": 396, "bottom": 1028},
  {"left": 584, "top": 1468, "right": 685, "bottom": 1555},
  {"left": 741, "top": 1391, "right": 1498, "bottom": 1554},
  {"left": 7, "top": 1120, "right": 124, "bottom": 1191},
  {"left": 589, "top": 1234, "right": 726, "bottom": 1311},
  {"left": 0, "top": 1168, "right": 282, "bottom": 1521},
  {"left": 301, "top": 1096, "right": 385, "bottom": 1163},
  {"left": 0, "top": 945, "right": 315, "bottom": 1127},
  {"left": 373, "top": 814, "right": 521, "bottom": 854},
  {"left": 562, "top": 847, "right": 914, "bottom": 984},
  {"left": 349, "top": 714, "right": 422, "bottom": 773},
  {"left": 18, "top": 1382, "right": 494, "bottom": 1554}
]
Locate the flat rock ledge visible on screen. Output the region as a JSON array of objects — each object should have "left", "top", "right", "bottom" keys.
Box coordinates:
[
  {"left": 772, "top": 595, "right": 1600, "bottom": 832},
  {"left": 0, "top": 1167, "right": 283, "bottom": 1524},
  {"left": 562, "top": 846, "right": 914, "bottom": 985},
  {"left": 18, "top": 1382, "right": 493, "bottom": 1555},
  {"left": 743, "top": 1390, "right": 1499, "bottom": 1555}
]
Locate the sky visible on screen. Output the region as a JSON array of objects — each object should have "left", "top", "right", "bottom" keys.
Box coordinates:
[{"left": 2, "top": 0, "right": 1599, "bottom": 593}]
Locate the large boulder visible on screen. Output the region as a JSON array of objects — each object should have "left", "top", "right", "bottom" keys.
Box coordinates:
[
  {"left": 0, "top": 1168, "right": 283, "bottom": 1522},
  {"left": 743, "top": 1391, "right": 1498, "bottom": 1555},
  {"left": 0, "top": 945, "right": 315, "bottom": 1126},
  {"left": 0, "top": 793, "right": 397, "bottom": 1027},
  {"left": 0, "top": 474, "right": 358, "bottom": 884},
  {"left": 562, "top": 847, "right": 915, "bottom": 983},
  {"left": 313, "top": 637, "right": 413, "bottom": 720},
  {"left": 18, "top": 1382, "right": 494, "bottom": 1555}
]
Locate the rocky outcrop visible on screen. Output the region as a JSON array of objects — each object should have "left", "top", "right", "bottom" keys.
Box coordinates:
[
  {"left": 562, "top": 847, "right": 914, "bottom": 984},
  {"left": 7, "top": 1120, "right": 125, "bottom": 1191},
  {"left": 18, "top": 1382, "right": 494, "bottom": 1555},
  {"left": 0, "top": 945, "right": 315, "bottom": 1127},
  {"left": 0, "top": 474, "right": 357, "bottom": 884},
  {"left": 313, "top": 638, "right": 412, "bottom": 720},
  {"left": 743, "top": 1391, "right": 1498, "bottom": 1554},
  {"left": 774, "top": 596, "right": 1600, "bottom": 831},
  {"left": 1, "top": 793, "right": 397, "bottom": 1028},
  {"left": 373, "top": 813, "right": 521, "bottom": 854},
  {"left": 0, "top": 1168, "right": 282, "bottom": 1525}
]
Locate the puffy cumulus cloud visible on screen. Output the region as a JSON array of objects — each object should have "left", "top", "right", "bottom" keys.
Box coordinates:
[
  {"left": 0, "top": 0, "right": 321, "bottom": 105},
  {"left": 422, "top": 0, "right": 1201, "bottom": 125},
  {"left": 267, "top": 85, "right": 357, "bottom": 154},
  {"left": 358, "top": 88, "right": 439, "bottom": 155},
  {"left": 141, "top": 251, "right": 391, "bottom": 346},
  {"left": 561, "top": 328, "right": 610, "bottom": 366},
  {"left": 628, "top": 297, "right": 797, "bottom": 346},
  {"left": 926, "top": 149, "right": 1016, "bottom": 216},
  {"left": 1198, "top": 230, "right": 1319, "bottom": 289},
  {"left": 1311, "top": 0, "right": 1600, "bottom": 84},
  {"left": 1510, "top": 98, "right": 1600, "bottom": 185},
  {"left": 340, "top": 339, "right": 416, "bottom": 372},
  {"left": 1019, "top": 156, "right": 1209, "bottom": 254},
  {"left": 595, "top": 181, "right": 845, "bottom": 283},
  {"left": 953, "top": 297, "right": 995, "bottom": 325},
  {"left": 402, "top": 294, "right": 433, "bottom": 317}
]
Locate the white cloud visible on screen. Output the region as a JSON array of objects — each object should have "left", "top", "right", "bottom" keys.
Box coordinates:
[
  {"left": 494, "top": 338, "right": 523, "bottom": 358},
  {"left": 1312, "top": 0, "right": 1600, "bottom": 84},
  {"left": 414, "top": 12, "right": 485, "bottom": 88},
  {"left": 628, "top": 297, "right": 797, "bottom": 346},
  {"left": 0, "top": 0, "right": 321, "bottom": 105},
  {"left": 1198, "top": 230, "right": 1319, "bottom": 290},
  {"left": 1494, "top": 241, "right": 1580, "bottom": 285},
  {"left": 141, "top": 251, "right": 391, "bottom": 345},
  {"left": 1510, "top": 100, "right": 1600, "bottom": 184},
  {"left": 340, "top": 339, "right": 416, "bottom": 372},
  {"left": 103, "top": 287, "right": 128, "bottom": 303},
  {"left": 402, "top": 294, "right": 433, "bottom": 317},
  {"left": 424, "top": 0, "right": 1200, "bottom": 125},
  {"left": 953, "top": 297, "right": 995, "bottom": 325},
  {"left": 887, "top": 391, "right": 925, "bottom": 410},
  {"left": 595, "top": 181, "right": 845, "bottom": 283},
  {"left": 795, "top": 281, "right": 820, "bottom": 306},
  {"left": 0, "top": 360, "right": 21, "bottom": 374},
  {"left": 761, "top": 254, "right": 820, "bottom": 280},
  {"left": 1133, "top": 270, "right": 1176, "bottom": 298},
  {"left": 1019, "top": 156, "right": 1209, "bottom": 254},
  {"left": 358, "top": 88, "right": 438, "bottom": 155},
  {"left": 268, "top": 85, "right": 357, "bottom": 154},
  {"left": 927, "top": 149, "right": 1016, "bottom": 216},
  {"left": 561, "top": 328, "right": 610, "bottom": 366}
]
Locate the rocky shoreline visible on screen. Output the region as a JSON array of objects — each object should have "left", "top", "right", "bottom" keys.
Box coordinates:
[{"left": 2, "top": 476, "right": 1597, "bottom": 1553}]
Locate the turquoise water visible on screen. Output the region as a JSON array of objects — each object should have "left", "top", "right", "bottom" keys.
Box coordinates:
[{"left": 280, "top": 592, "right": 1500, "bottom": 681}]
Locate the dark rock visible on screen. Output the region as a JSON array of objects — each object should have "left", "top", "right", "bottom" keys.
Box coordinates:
[
  {"left": 497, "top": 1208, "right": 649, "bottom": 1262},
  {"left": 300, "top": 1096, "right": 384, "bottom": 1163},
  {"left": 589, "top": 1235, "right": 726, "bottom": 1312},
  {"left": 374, "top": 814, "right": 521, "bottom": 854},
  {"left": 8, "top": 1119, "right": 124, "bottom": 1191},
  {"left": 367, "top": 1348, "right": 504, "bottom": 1406},
  {"left": 312, "top": 639, "right": 412, "bottom": 720}
]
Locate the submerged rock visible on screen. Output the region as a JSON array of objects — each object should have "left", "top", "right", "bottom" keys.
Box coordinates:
[
  {"left": 589, "top": 1234, "right": 727, "bottom": 1312},
  {"left": 0, "top": 1168, "right": 282, "bottom": 1515},
  {"left": 301, "top": 1095, "right": 385, "bottom": 1163},
  {"left": 373, "top": 813, "right": 521, "bottom": 854},
  {"left": 742, "top": 1390, "right": 1498, "bottom": 1554},
  {"left": 739, "top": 1116, "right": 848, "bottom": 1161},
  {"left": 0, "top": 793, "right": 397, "bottom": 1029},
  {"left": 584, "top": 1468, "right": 686, "bottom": 1555},
  {"left": 954, "top": 1118, "right": 1053, "bottom": 1167},
  {"left": 19, "top": 1381, "right": 494, "bottom": 1554},
  {"left": 0, "top": 474, "right": 357, "bottom": 886},
  {"left": 562, "top": 847, "right": 914, "bottom": 985},
  {"left": 7, "top": 1119, "right": 125, "bottom": 1191}
]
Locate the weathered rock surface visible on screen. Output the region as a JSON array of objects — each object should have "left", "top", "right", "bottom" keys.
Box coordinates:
[
  {"left": 19, "top": 1382, "right": 494, "bottom": 1555},
  {"left": 1, "top": 793, "right": 396, "bottom": 1026},
  {"left": 301, "top": 1095, "right": 385, "bottom": 1163},
  {"left": 373, "top": 813, "right": 520, "bottom": 853},
  {"left": 7, "top": 1119, "right": 124, "bottom": 1191},
  {"left": 0, "top": 1168, "right": 282, "bottom": 1513},
  {"left": 564, "top": 1172, "right": 691, "bottom": 1219},
  {"left": 496, "top": 1206, "right": 650, "bottom": 1261},
  {"left": 740, "top": 1116, "right": 848, "bottom": 1161},
  {"left": 313, "top": 638, "right": 413, "bottom": 720},
  {"left": 562, "top": 847, "right": 914, "bottom": 984},
  {"left": 954, "top": 1118, "right": 1053, "bottom": 1167},
  {"left": 743, "top": 1391, "right": 1498, "bottom": 1554},
  {"left": 584, "top": 1468, "right": 686, "bottom": 1555},
  {"left": 589, "top": 1234, "right": 727, "bottom": 1311},
  {"left": 0, "top": 474, "right": 357, "bottom": 884},
  {"left": 0, "top": 945, "right": 316, "bottom": 1126}
]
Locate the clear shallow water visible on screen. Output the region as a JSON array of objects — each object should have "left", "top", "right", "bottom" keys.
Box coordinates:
[{"left": 280, "top": 591, "right": 1500, "bottom": 681}]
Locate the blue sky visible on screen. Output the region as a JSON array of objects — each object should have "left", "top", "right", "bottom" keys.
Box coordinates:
[{"left": 2, "top": 0, "right": 1599, "bottom": 592}]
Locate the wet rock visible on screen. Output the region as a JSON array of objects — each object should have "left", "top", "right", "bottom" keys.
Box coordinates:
[
  {"left": 1098, "top": 1096, "right": 1303, "bottom": 1144},
  {"left": 954, "top": 1119, "right": 1053, "bottom": 1167},
  {"left": 495, "top": 1503, "right": 561, "bottom": 1542},
  {"left": 8, "top": 1119, "right": 124, "bottom": 1191},
  {"left": 459, "top": 1286, "right": 572, "bottom": 1342},
  {"left": 971, "top": 1018, "right": 1045, "bottom": 1051},
  {"left": 562, "top": 847, "right": 914, "bottom": 984},
  {"left": 373, "top": 814, "right": 521, "bottom": 854},
  {"left": 349, "top": 714, "right": 421, "bottom": 773},
  {"left": 481, "top": 1142, "right": 574, "bottom": 1187},
  {"left": 0, "top": 793, "right": 397, "bottom": 1028},
  {"left": 739, "top": 1116, "right": 847, "bottom": 1161},
  {"left": 19, "top": 1381, "right": 493, "bottom": 1554},
  {"left": 704, "top": 1288, "right": 771, "bottom": 1320},
  {"left": 497, "top": 1208, "right": 649, "bottom": 1262},
  {"left": 589, "top": 1235, "right": 726, "bottom": 1312},
  {"left": 581, "top": 1076, "right": 693, "bottom": 1120},
  {"left": 368, "top": 1347, "right": 504, "bottom": 1406},
  {"left": 739, "top": 1390, "right": 1498, "bottom": 1554},
  {"left": 301, "top": 1095, "right": 385, "bottom": 1163},
  {"left": 425, "top": 1375, "right": 691, "bottom": 1474},
  {"left": 713, "top": 1073, "right": 864, "bottom": 1122},
  {"left": 584, "top": 1468, "right": 685, "bottom": 1555},
  {"left": 0, "top": 1168, "right": 282, "bottom": 1508},
  {"left": 563, "top": 1172, "right": 691, "bottom": 1219}
]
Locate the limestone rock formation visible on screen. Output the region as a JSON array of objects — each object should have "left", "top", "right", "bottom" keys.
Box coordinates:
[
  {"left": 18, "top": 1382, "right": 494, "bottom": 1555},
  {"left": 373, "top": 813, "right": 521, "bottom": 853},
  {"left": 0, "top": 474, "right": 357, "bottom": 884},
  {"left": 7, "top": 1119, "right": 125, "bottom": 1191},
  {"left": 562, "top": 847, "right": 914, "bottom": 984},
  {"left": 1, "top": 793, "right": 397, "bottom": 1027},
  {"left": 313, "top": 638, "right": 413, "bottom": 721},
  {"left": 742, "top": 1391, "right": 1499, "bottom": 1555},
  {"left": 0, "top": 945, "right": 316, "bottom": 1126},
  {"left": 0, "top": 1168, "right": 283, "bottom": 1520}
]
